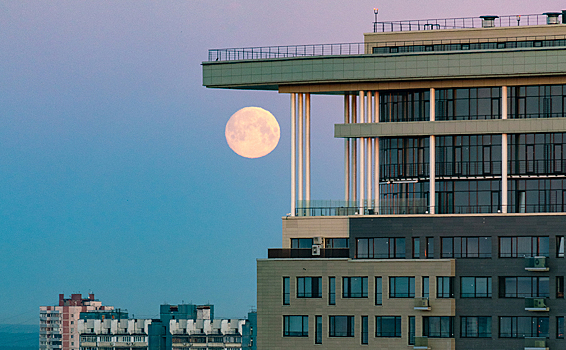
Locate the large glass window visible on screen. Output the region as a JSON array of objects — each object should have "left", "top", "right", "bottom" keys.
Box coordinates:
[
  {"left": 509, "top": 133, "right": 566, "bottom": 177},
  {"left": 426, "top": 237, "right": 434, "bottom": 259},
  {"left": 356, "top": 238, "right": 405, "bottom": 259},
  {"left": 509, "top": 84, "right": 566, "bottom": 119},
  {"left": 422, "top": 277, "right": 430, "bottom": 298},
  {"left": 499, "top": 317, "right": 549, "bottom": 338},
  {"left": 461, "top": 277, "right": 492, "bottom": 298},
  {"left": 461, "top": 317, "right": 492, "bottom": 338},
  {"left": 283, "top": 316, "right": 308, "bottom": 337},
  {"left": 283, "top": 277, "right": 290, "bottom": 305},
  {"left": 441, "top": 237, "right": 491, "bottom": 258},
  {"left": 436, "top": 87, "right": 501, "bottom": 120},
  {"left": 423, "top": 317, "right": 454, "bottom": 338},
  {"left": 328, "top": 277, "right": 335, "bottom": 305},
  {"left": 291, "top": 238, "right": 313, "bottom": 249},
  {"left": 557, "top": 236, "right": 565, "bottom": 258},
  {"left": 389, "top": 277, "right": 415, "bottom": 298},
  {"left": 499, "top": 277, "right": 549, "bottom": 298},
  {"left": 380, "top": 90, "right": 430, "bottom": 122},
  {"left": 413, "top": 237, "right": 420, "bottom": 258},
  {"left": 509, "top": 178, "right": 566, "bottom": 213},
  {"left": 436, "top": 180, "right": 501, "bottom": 214},
  {"left": 380, "top": 137, "right": 429, "bottom": 180},
  {"left": 437, "top": 277, "right": 454, "bottom": 298},
  {"left": 325, "top": 238, "right": 349, "bottom": 249},
  {"left": 375, "top": 277, "right": 382, "bottom": 305},
  {"left": 329, "top": 316, "right": 354, "bottom": 337},
  {"left": 436, "top": 135, "right": 501, "bottom": 176},
  {"left": 297, "top": 277, "right": 322, "bottom": 298},
  {"left": 343, "top": 277, "right": 368, "bottom": 298},
  {"left": 499, "top": 236, "right": 549, "bottom": 257},
  {"left": 375, "top": 316, "right": 402, "bottom": 337},
  {"left": 557, "top": 276, "right": 564, "bottom": 298},
  {"left": 558, "top": 317, "right": 564, "bottom": 339}
]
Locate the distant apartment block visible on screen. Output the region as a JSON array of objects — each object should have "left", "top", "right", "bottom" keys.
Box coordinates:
[
  {"left": 78, "top": 318, "right": 151, "bottom": 350},
  {"left": 40, "top": 293, "right": 113, "bottom": 350}
]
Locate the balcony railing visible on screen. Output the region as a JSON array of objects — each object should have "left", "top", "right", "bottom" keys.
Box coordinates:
[
  {"left": 373, "top": 13, "right": 556, "bottom": 33},
  {"left": 268, "top": 248, "right": 349, "bottom": 259}
]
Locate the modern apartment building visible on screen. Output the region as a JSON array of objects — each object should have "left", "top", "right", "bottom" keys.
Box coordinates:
[
  {"left": 78, "top": 317, "right": 151, "bottom": 350},
  {"left": 40, "top": 293, "right": 114, "bottom": 350},
  {"left": 203, "top": 9, "right": 566, "bottom": 350}
]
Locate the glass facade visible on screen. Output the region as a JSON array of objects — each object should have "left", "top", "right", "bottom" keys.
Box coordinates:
[
  {"left": 380, "top": 90, "right": 430, "bottom": 122},
  {"left": 436, "top": 87, "right": 501, "bottom": 120},
  {"left": 509, "top": 84, "right": 566, "bottom": 119}
]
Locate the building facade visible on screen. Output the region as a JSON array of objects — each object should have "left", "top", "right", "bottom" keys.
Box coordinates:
[
  {"left": 40, "top": 293, "right": 114, "bottom": 350},
  {"left": 78, "top": 318, "right": 151, "bottom": 350},
  {"left": 203, "top": 10, "right": 566, "bottom": 350}
]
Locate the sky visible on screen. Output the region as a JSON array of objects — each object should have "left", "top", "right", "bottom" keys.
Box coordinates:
[{"left": 0, "top": 0, "right": 564, "bottom": 325}]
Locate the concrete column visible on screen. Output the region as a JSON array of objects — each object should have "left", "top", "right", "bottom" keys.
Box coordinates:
[
  {"left": 352, "top": 95, "right": 357, "bottom": 203},
  {"left": 291, "top": 93, "right": 296, "bottom": 216},
  {"left": 501, "top": 85, "right": 508, "bottom": 213},
  {"left": 374, "top": 91, "right": 380, "bottom": 212},
  {"left": 344, "top": 94, "right": 350, "bottom": 202},
  {"left": 367, "top": 91, "right": 372, "bottom": 210},
  {"left": 298, "top": 94, "right": 303, "bottom": 206},
  {"left": 429, "top": 88, "right": 436, "bottom": 214},
  {"left": 359, "top": 90, "right": 365, "bottom": 214},
  {"left": 305, "top": 93, "right": 311, "bottom": 204}
]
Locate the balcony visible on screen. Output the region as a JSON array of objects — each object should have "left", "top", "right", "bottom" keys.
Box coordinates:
[
  {"left": 525, "top": 337, "right": 548, "bottom": 350},
  {"left": 413, "top": 336, "right": 429, "bottom": 350},
  {"left": 525, "top": 257, "right": 549, "bottom": 271},
  {"left": 268, "top": 248, "right": 349, "bottom": 259},
  {"left": 414, "top": 298, "right": 431, "bottom": 311},
  {"left": 525, "top": 298, "right": 549, "bottom": 312}
]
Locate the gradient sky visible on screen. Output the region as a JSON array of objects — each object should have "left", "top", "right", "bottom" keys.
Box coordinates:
[{"left": 1, "top": 0, "right": 564, "bottom": 324}]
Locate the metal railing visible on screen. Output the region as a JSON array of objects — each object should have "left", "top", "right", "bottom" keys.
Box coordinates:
[{"left": 372, "top": 13, "right": 553, "bottom": 33}]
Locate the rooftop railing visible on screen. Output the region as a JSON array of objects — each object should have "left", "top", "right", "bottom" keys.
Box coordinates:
[{"left": 372, "top": 13, "right": 556, "bottom": 33}]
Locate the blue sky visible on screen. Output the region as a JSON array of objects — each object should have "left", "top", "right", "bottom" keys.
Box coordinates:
[{"left": 0, "top": 0, "right": 564, "bottom": 324}]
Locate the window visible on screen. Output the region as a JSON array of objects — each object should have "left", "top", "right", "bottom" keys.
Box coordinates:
[
  {"left": 356, "top": 238, "right": 405, "bottom": 258},
  {"left": 283, "top": 316, "right": 308, "bottom": 337},
  {"left": 499, "top": 317, "right": 549, "bottom": 338},
  {"left": 326, "top": 238, "right": 349, "bottom": 248},
  {"left": 409, "top": 316, "right": 415, "bottom": 345},
  {"left": 499, "top": 236, "right": 549, "bottom": 257},
  {"left": 426, "top": 237, "right": 434, "bottom": 258},
  {"left": 375, "top": 277, "right": 382, "bottom": 305},
  {"left": 461, "top": 317, "right": 491, "bottom": 337},
  {"left": 375, "top": 316, "right": 401, "bottom": 337},
  {"left": 557, "top": 276, "right": 564, "bottom": 298},
  {"left": 423, "top": 317, "right": 453, "bottom": 338},
  {"left": 329, "top": 277, "right": 335, "bottom": 305},
  {"left": 558, "top": 236, "right": 564, "bottom": 257},
  {"left": 389, "top": 277, "right": 415, "bottom": 298},
  {"left": 343, "top": 277, "right": 368, "bottom": 298},
  {"left": 329, "top": 316, "right": 354, "bottom": 337},
  {"left": 413, "top": 237, "right": 420, "bottom": 258},
  {"left": 422, "top": 277, "right": 429, "bottom": 298},
  {"left": 461, "top": 277, "right": 492, "bottom": 298},
  {"left": 297, "top": 277, "right": 322, "bottom": 298},
  {"left": 283, "top": 277, "right": 290, "bottom": 305},
  {"left": 499, "top": 277, "right": 549, "bottom": 298},
  {"left": 361, "top": 316, "right": 368, "bottom": 344},
  {"left": 315, "top": 316, "right": 322, "bottom": 344},
  {"left": 291, "top": 238, "right": 313, "bottom": 248},
  {"left": 437, "top": 277, "right": 454, "bottom": 298},
  {"left": 441, "top": 237, "right": 491, "bottom": 258},
  {"left": 558, "top": 317, "right": 564, "bottom": 339}
]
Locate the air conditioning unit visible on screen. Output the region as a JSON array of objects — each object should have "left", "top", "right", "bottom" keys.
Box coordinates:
[
  {"left": 533, "top": 298, "right": 547, "bottom": 308},
  {"left": 312, "top": 245, "right": 321, "bottom": 256},
  {"left": 313, "top": 237, "right": 323, "bottom": 245}
]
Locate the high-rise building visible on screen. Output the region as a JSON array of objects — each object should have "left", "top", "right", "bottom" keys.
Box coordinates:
[
  {"left": 78, "top": 317, "right": 151, "bottom": 350},
  {"left": 203, "top": 10, "right": 566, "bottom": 350},
  {"left": 40, "top": 293, "right": 113, "bottom": 350}
]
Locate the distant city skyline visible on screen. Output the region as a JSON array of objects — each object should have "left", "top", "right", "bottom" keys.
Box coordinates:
[{"left": 1, "top": 0, "right": 565, "bottom": 326}]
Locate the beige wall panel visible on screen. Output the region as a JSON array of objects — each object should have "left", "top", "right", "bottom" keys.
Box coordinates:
[{"left": 281, "top": 217, "right": 349, "bottom": 248}]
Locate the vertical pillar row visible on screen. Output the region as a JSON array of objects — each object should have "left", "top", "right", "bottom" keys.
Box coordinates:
[
  {"left": 305, "top": 93, "right": 311, "bottom": 204},
  {"left": 352, "top": 95, "right": 357, "bottom": 204},
  {"left": 367, "top": 91, "right": 372, "bottom": 211},
  {"left": 298, "top": 94, "right": 303, "bottom": 206},
  {"left": 429, "top": 88, "right": 436, "bottom": 214},
  {"left": 501, "top": 85, "right": 508, "bottom": 213}
]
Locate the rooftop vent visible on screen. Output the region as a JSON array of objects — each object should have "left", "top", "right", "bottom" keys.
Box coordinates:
[
  {"left": 480, "top": 15, "right": 499, "bottom": 28},
  {"left": 544, "top": 12, "right": 561, "bottom": 25}
]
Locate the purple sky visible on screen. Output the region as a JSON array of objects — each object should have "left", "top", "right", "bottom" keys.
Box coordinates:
[{"left": 0, "top": 0, "right": 564, "bottom": 324}]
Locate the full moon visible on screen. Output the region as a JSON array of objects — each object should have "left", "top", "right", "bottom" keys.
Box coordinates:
[{"left": 225, "top": 107, "right": 280, "bottom": 158}]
